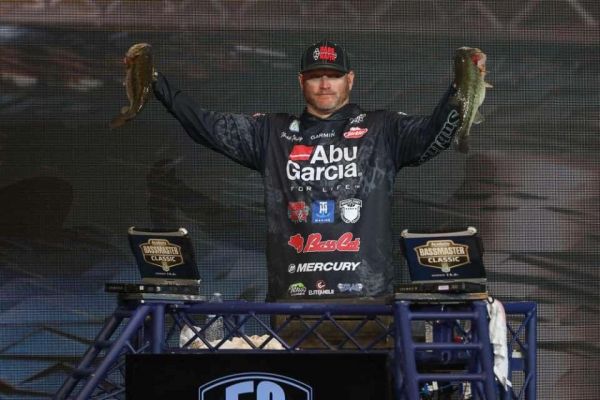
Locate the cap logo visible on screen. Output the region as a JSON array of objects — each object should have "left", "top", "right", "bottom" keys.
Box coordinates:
[
  {"left": 312, "top": 47, "right": 320, "bottom": 60},
  {"left": 316, "top": 46, "right": 337, "bottom": 62}
]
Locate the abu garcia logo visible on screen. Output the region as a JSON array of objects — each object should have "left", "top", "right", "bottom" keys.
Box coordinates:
[
  {"left": 198, "top": 372, "right": 312, "bottom": 400},
  {"left": 286, "top": 144, "right": 360, "bottom": 182}
]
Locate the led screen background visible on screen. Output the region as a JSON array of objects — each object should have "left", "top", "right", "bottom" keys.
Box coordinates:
[{"left": 0, "top": 1, "right": 598, "bottom": 398}]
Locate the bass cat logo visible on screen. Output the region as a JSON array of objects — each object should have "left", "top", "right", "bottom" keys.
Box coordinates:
[
  {"left": 198, "top": 372, "right": 313, "bottom": 400},
  {"left": 288, "top": 232, "right": 360, "bottom": 253}
]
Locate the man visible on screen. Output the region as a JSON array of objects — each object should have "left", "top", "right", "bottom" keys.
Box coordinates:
[{"left": 153, "top": 39, "right": 473, "bottom": 304}]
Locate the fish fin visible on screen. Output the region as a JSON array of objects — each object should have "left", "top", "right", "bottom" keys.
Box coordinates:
[
  {"left": 485, "top": 81, "right": 493, "bottom": 88},
  {"left": 121, "top": 106, "right": 130, "bottom": 114},
  {"left": 109, "top": 115, "right": 126, "bottom": 129},
  {"left": 473, "top": 110, "right": 484, "bottom": 125}
]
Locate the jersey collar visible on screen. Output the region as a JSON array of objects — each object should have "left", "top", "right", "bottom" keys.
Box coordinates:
[{"left": 300, "top": 103, "right": 363, "bottom": 124}]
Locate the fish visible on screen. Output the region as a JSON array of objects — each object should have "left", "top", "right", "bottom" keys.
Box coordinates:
[
  {"left": 109, "top": 43, "right": 154, "bottom": 129},
  {"left": 451, "top": 47, "right": 492, "bottom": 153}
]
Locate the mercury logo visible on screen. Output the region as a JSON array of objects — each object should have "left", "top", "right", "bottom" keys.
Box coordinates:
[{"left": 198, "top": 372, "right": 312, "bottom": 400}]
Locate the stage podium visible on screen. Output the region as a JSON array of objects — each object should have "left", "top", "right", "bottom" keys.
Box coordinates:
[{"left": 54, "top": 297, "right": 537, "bottom": 400}]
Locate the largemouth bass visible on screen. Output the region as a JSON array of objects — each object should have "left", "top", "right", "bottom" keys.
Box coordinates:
[
  {"left": 109, "top": 43, "right": 154, "bottom": 129},
  {"left": 451, "top": 47, "right": 492, "bottom": 153}
]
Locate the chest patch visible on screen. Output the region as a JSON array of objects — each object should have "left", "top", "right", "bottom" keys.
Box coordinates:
[{"left": 339, "top": 198, "right": 362, "bottom": 223}]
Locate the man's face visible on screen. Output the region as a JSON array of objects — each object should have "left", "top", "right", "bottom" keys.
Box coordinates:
[{"left": 299, "top": 69, "right": 355, "bottom": 118}]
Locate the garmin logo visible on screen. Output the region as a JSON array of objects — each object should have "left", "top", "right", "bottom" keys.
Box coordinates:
[{"left": 198, "top": 372, "right": 312, "bottom": 400}]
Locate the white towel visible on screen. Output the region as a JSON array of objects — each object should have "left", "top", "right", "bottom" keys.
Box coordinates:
[{"left": 487, "top": 297, "right": 512, "bottom": 390}]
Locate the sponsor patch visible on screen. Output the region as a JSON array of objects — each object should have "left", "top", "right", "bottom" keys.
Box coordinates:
[
  {"left": 419, "top": 109, "right": 460, "bottom": 163},
  {"left": 337, "top": 283, "right": 364, "bottom": 293},
  {"left": 349, "top": 113, "right": 366, "bottom": 125},
  {"left": 289, "top": 145, "right": 314, "bottom": 161},
  {"left": 280, "top": 131, "right": 303, "bottom": 142},
  {"left": 288, "top": 201, "right": 309, "bottom": 223},
  {"left": 314, "top": 46, "right": 337, "bottom": 61},
  {"left": 288, "top": 282, "right": 307, "bottom": 296},
  {"left": 287, "top": 261, "right": 361, "bottom": 273},
  {"left": 310, "top": 130, "right": 335, "bottom": 140},
  {"left": 287, "top": 144, "right": 360, "bottom": 183},
  {"left": 343, "top": 127, "right": 368, "bottom": 139},
  {"left": 309, "top": 280, "right": 334, "bottom": 296},
  {"left": 289, "top": 119, "right": 300, "bottom": 132},
  {"left": 288, "top": 232, "right": 360, "bottom": 253},
  {"left": 308, "top": 289, "right": 334, "bottom": 296},
  {"left": 339, "top": 198, "right": 362, "bottom": 223},
  {"left": 311, "top": 200, "right": 334, "bottom": 223}
]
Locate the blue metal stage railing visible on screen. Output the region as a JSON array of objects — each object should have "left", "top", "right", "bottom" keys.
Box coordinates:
[{"left": 54, "top": 298, "right": 536, "bottom": 400}]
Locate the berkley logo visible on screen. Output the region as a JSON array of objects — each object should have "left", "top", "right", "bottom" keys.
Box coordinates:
[
  {"left": 139, "top": 239, "right": 183, "bottom": 271},
  {"left": 198, "top": 372, "right": 312, "bottom": 400},
  {"left": 343, "top": 127, "right": 368, "bottom": 139},
  {"left": 414, "top": 240, "right": 470, "bottom": 272},
  {"left": 288, "top": 232, "right": 360, "bottom": 253}
]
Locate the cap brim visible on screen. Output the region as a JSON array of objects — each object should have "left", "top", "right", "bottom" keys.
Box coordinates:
[{"left": 300, "top": 63, "right": 348, "bottom": 74}]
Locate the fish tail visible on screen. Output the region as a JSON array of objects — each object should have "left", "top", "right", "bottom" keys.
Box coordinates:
[{"left": 109, "top": 114, "right": 128, "bottom": 129}]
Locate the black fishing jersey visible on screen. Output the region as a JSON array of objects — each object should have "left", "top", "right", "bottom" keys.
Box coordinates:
[{"left": 153, "top": 73, "right": 462, "bottom": 301}]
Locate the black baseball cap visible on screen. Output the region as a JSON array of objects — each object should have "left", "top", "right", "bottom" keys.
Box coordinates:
[{"left": 300, "top": 39, "right": 350, "bottom": 74}]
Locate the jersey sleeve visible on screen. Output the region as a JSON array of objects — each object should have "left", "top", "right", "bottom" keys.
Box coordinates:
[
  {"left": 152, "top": 72, "right": 267, "bottom": 172},
  {"left": 387, "top": 85, "right": 461, "bottom": 169}
]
